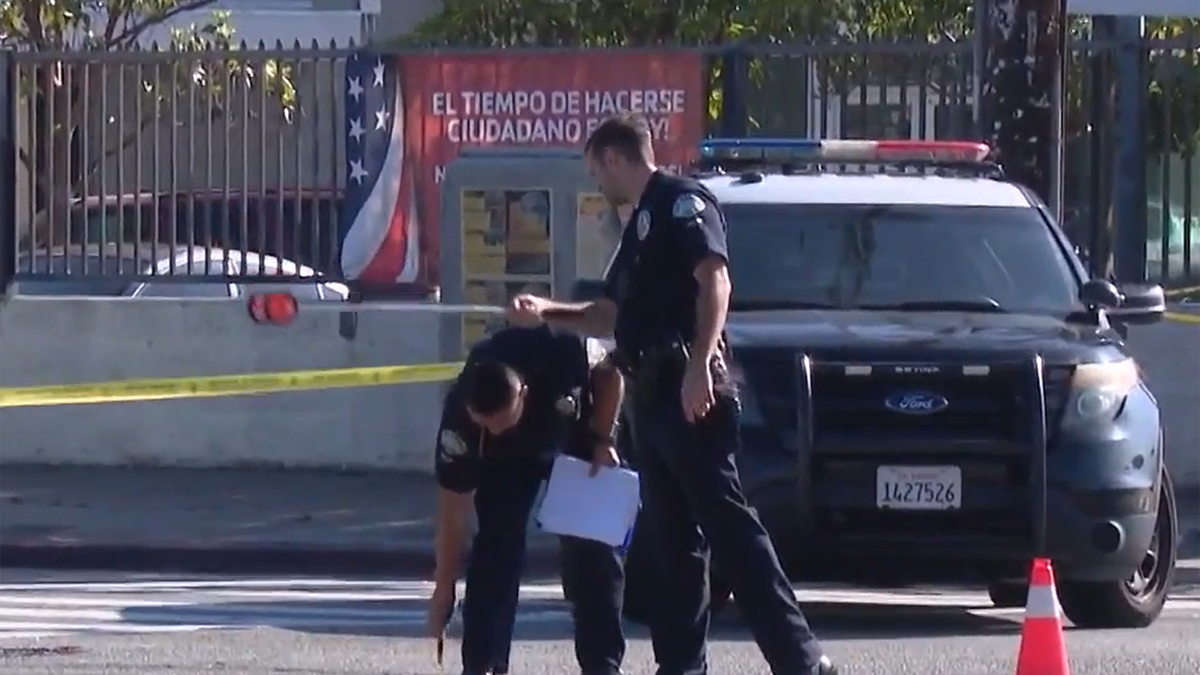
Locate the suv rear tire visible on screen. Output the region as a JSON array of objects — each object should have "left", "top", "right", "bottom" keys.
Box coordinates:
[{"left": 1057, "top": 467, "right": 1178, "bottom": 629}]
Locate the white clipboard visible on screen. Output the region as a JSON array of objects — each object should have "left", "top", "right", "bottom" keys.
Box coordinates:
[{"left": 535, "top": 455, "right": 640, "bottom": 548}]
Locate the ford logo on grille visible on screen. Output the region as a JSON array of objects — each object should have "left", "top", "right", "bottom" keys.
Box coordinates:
[{"left": 884, "top": 391, "right": 949, "bottom": 415}]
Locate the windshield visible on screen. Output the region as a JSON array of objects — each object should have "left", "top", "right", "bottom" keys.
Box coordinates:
[{"left": 725, "top": 204, "right": 1081, "bottom": 313}]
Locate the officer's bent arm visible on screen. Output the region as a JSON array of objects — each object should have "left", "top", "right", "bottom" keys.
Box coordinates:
[
  {"left": 588, "top": 355, "right": 625, "bottom": 442},
  {"left": 677, "top": 194, "right": 732, "bottom": 361},
  {"left": 693, "top": 256, "right": 732, "bottom": 362},
  {"left": 432, "top": 390, "right": 481, "bottom": 588},
  {"left": 434, "top": 488, "right": 473, "bottom": 587},
  {"left": 541, "top": 298, "right": 618, "bottom": 338}
]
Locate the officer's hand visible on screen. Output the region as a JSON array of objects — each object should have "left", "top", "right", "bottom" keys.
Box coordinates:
[
  {"left": 681, "top": 360, "right": 715, "bottom": 423},
  {"left": 507, "top": 293, "right": 546, "bottom": 326},
  {"left": 427, "top": 581, "right": 456, "bottom": 638},
  {"left": 589, "top": 441, "right": 620, "bottom": 477}
]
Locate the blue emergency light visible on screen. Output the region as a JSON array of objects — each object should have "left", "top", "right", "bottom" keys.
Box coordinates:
[{"left": 698, "top": 138, "right": 992, "bottom": 164}]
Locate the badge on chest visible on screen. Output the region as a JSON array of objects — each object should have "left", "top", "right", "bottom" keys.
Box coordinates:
[
  {"left": 636, "top": 210, "right": 651, "bottom": 240},
  {"left": 556, "top": 387, "right": 581, "bottom": 417}
]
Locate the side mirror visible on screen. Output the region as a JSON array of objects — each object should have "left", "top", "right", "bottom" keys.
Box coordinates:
[
  {"left": 571, "top": 279, "right": 605, "bottom": 301},
  {"left": 1079, "top": 279, "right": 1121, "bottom": 309},
  {"left": 1108, "top": 283, "right": 1166, "bottom": 325}
]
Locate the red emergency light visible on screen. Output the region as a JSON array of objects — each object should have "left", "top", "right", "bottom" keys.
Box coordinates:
[{"left": 698, "top": 138, "right": 992, "bottom": 164}]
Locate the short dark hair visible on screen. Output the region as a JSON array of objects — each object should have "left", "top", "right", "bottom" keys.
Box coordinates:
[
  {"left": 584, "top": 114, "right": 652, "bottom": 163},
  {"left": 460, "top": 361, "right": 522, "bottom": 415}
]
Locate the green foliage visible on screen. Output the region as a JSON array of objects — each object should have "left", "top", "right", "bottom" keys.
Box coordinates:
[
  {"left": 406, "top": 0, "right": 1198, "bottom": 156},
  {"left": 404, "top": 0, "right": 976, "bottom": 47},
  {"left": 405, "top": 0, "right": 979, "bottom": 136}
]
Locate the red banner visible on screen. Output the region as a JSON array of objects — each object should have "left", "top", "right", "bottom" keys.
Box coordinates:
[{"left": 338, "top": 50, "right": 706, "bottom": 288}]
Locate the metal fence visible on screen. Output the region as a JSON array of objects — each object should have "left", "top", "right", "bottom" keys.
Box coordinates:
[
  {"left": 11, "top": 42, "right": 351, "bottom": 288},
  {"left": 3, "top": 34, "right": 1199, "bottom": 292},
  {"left": 1061, "top": 32, "right": 1200, "bottom": 285},
  {"left": 732, "top": 42, "right": 978, "bottom": 141},
  {"left": 722, "top": 35, "right": 1198, "bottom": 286}
]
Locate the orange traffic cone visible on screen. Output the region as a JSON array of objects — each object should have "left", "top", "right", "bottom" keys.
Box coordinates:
[{"left": 1014, "top": 558, "right": 1071, "bottom": 675}]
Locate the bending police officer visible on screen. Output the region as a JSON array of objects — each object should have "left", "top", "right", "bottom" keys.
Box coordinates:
[
  {"left": 507, "top": 115, "right": 836, "bottom": 675},
  {"left": 427, "top": 324, "right": 627, "bottom": 675}
]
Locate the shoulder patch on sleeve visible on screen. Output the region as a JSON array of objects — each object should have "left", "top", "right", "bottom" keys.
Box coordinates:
[
  {"left": 438, "top": 430, "right": 468, "bottom": 458},
  {"left": 672, "top": 194, "right": 706, "bottom": 219}
]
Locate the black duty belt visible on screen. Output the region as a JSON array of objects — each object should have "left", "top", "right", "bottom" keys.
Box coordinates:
[
  {"left": 617, "top": 341, "right": 733, "bottom": 401},
  {"left": 612, "top": 341, "right": 685, "bottom": 376}
]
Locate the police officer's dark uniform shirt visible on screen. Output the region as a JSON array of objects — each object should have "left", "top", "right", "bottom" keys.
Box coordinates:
[
  {"left": 605, "top": 170, "right": 730, "bottom": 362},
  {"left": 435, "top": 326, "right": 593, "bottom": 494}
]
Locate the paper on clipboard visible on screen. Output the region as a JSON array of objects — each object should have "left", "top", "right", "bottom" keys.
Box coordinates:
[{"left": 536, "top": 455, "right": 640, "bottom": 547}]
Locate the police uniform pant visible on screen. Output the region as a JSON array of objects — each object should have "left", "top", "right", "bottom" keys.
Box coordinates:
[
  {"left": 630, "top": 392, "right": 823, "bottom": 675},
  {"left": 461, "top": 460, "right": 626, "bottom": 675}
]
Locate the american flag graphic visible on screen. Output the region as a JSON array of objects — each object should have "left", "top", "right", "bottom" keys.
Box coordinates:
[{"left": 339, "top": 53, "right": 421, "bottom": 283}]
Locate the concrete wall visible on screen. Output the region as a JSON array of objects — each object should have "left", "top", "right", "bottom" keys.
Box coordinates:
[
  {"left": 0, "top": 297, "right": 446, "bottom": 471},
  {"left": 0, "top": 297, "right": 1194, "bottom": 488},
  {"left": 1126, "top": 313, "right": 1200, "bottom": 489}
]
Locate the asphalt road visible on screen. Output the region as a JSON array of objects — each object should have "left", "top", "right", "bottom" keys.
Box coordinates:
[{"left": 2, "top": 566, "right": 1199, "bottom": 675}]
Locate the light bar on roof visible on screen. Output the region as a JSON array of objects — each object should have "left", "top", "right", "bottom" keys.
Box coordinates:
[{"left": 698, "top": 138, "right": 992, "bottom": 164}]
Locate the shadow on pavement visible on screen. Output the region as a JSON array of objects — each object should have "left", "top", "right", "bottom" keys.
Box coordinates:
[
  {"left": 119, "top": 597, "right": 572, "bottom": 641},
  {"left": 120, "top": 597, "right": 1022, "bottom": 642},
  {"left": 709, "top": 601, "right": 1021, "bottom": 641}
]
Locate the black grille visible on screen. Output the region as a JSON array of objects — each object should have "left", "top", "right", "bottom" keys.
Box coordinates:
[
  {"left": 734, "top": 352, "right": 1071, "bottom": 450},
  {"left": 810, "top": 362, "right": 1027, "bottom": 444}
]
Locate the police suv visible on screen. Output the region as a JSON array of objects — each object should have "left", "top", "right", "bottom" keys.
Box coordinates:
[{"left": 608, "top": 138, "right": 1177, "bottom": 630}]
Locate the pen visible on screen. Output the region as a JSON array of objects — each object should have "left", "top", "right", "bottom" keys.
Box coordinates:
[{"left": 435, "top": 590, "right": 457, "bottom": 670}]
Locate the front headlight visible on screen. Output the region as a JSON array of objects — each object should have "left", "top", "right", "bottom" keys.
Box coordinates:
[{"left": 1060, "top": 359, "right": 1140, "bottom": 428}]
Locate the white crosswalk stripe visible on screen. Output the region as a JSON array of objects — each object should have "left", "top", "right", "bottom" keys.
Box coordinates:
[
  {"left": 1, "top": 574, "right": 1195, "bottom": 642},
  {"left": 0, "top": 578, "right": 570, "bottom": 641}
]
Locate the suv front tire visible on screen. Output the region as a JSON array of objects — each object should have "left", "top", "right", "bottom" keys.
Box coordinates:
[{"left": 1057, "top": 467, "right": 1178, "bottom": 628}]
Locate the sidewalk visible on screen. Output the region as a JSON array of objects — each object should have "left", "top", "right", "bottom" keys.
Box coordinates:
[
  {"left": 1, "top": 464, "right": 1195, "bottom": 578},
  {"left": 0, "top": 465, "right": 561, "bottom": 576}
]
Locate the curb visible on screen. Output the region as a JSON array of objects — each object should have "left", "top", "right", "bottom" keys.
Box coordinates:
[{"left": 0, "top": 542, "right": 563, "bottom": 578}]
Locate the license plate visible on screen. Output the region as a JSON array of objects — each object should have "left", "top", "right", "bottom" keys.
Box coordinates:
[{"left": 875, "top": 465, "right": 962, "bottom": 510}]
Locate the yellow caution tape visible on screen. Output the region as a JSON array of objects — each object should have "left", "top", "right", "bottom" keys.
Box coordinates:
[
  {"left": 1165, "top": 311, "right": 1200, "bottom": 324},
  {"left": 0, "top": 362, "right": 464, "bottom": 409},
  {"left": 1164, "top": 285, "right": 1200, "bottom": 299},
  {"left": 2, "top": 302, "right": 1197, "bottom": 410}
]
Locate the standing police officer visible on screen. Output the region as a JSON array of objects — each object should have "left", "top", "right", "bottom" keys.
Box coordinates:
[
  {"left": 508, "top": 115, "right": 836, "bottom": 675},
  {"left": 427, "top": 324, "right": 627, "bottom": 675}
]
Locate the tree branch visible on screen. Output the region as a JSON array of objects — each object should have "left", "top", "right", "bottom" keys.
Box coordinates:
[
  {"left": 111, "top": 0, "right": 220, "bottom": 49},
  {"left": 103, "top": 0, "right": 130, "bottom": 46}
]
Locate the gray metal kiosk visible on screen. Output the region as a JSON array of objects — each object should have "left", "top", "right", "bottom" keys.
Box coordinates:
[{"left": 438, "top": 148, "right": 624, "bottom": 364}]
